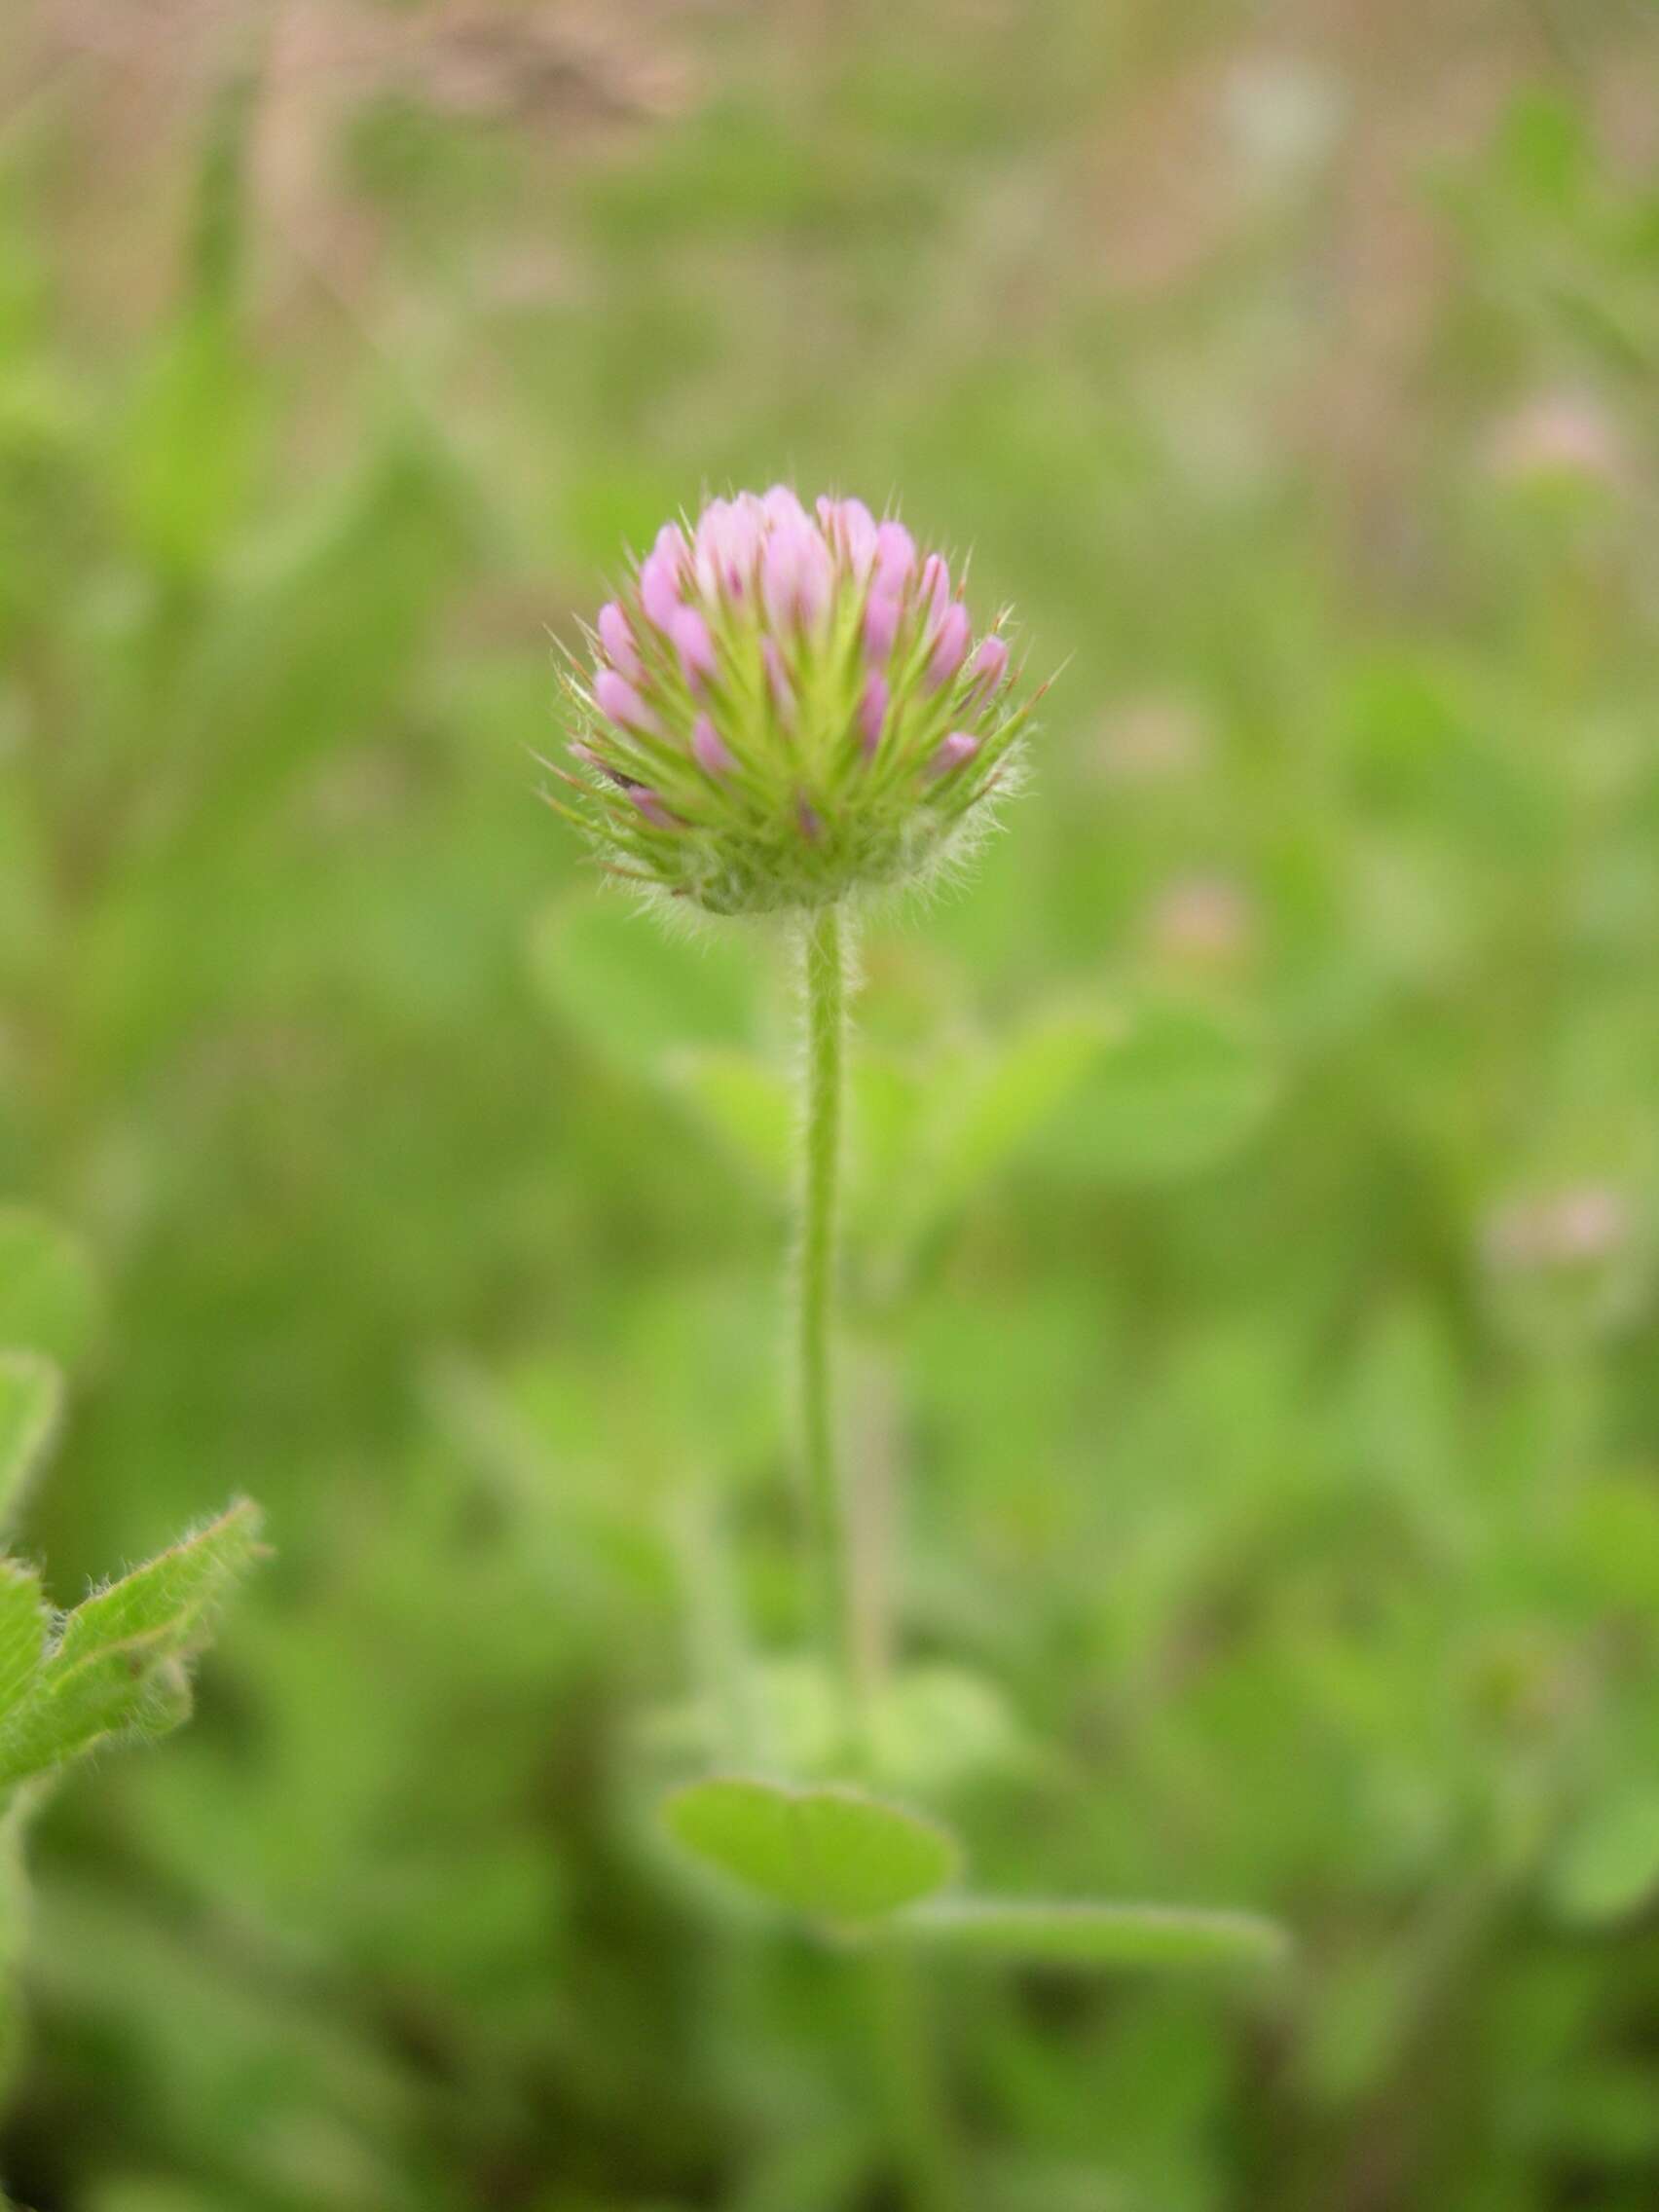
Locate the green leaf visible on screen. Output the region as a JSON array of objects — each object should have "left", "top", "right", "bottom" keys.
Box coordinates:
[
  {"left": 0, "top": 1353, "right": 62, "bottom": 1530},
  {"left": 0, "top": 1502, "right": 263, "bottom": 1789},
  {"left": 54, "top": 1500, "right": 263, "bottom": 1674},
  {"left": 1550, "top": 1786, "right": 1659, "bottom": 1926},
  {"left": 903, "top": 1897, "right": 1289, "bottom": 1972},
  {"left": 926, "top": 1006, "right": 1120, "bottom": 1217},
  {"left": 662, "top": 1778, "right": 958, "bottom": 1923},
  {"left": 665, "top": 1048, "right": 793, "bottom": 1191},
  {"left": 0, "top": 1208, "right": 99, "bottom": 1368},
  {"left": 1042, "top": 995, "right": 1277, "bottom": 1185},
  {"left": 0, "top": 1564, "right": 48, "bottom": 1729},
  {"left": 529, "top": 895, "right": 758, "bottom": 1071}
]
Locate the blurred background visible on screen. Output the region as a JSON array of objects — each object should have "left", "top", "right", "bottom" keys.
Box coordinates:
[{"left": 2, "top": 1, "right": 1658, "bottom": 2206}]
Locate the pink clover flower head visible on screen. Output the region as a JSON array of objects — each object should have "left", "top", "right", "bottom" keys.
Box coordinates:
[{"left": 560, "top": 487, "right": 1039, "bottom": 914}]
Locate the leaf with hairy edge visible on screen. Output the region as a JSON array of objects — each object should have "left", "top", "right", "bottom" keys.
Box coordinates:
[
  {"left": 0, "top": 1355, "right": 62, "bottom": 1532},
  {"left": 0, "top": 1567, "right": 48, "bottom": 1730},
  {"left": 903, "top": 1897, "right": 1289, "bottom": 1971},
  {"left": 0, "top": 1502, "right": 263, "bottom": 1790},
  {"left": 663, "top": 1778, "right": 958, "bottom": 1923}
]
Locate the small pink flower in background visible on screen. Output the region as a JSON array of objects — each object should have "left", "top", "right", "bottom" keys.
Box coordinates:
[
  {"left": 1484, "top": 1185, "right": 1631, "bottom": 1275},
  {"left": 1484, "top": 393, "right": 1622, "bottom": 489},
  {"left": 1146, "top": 874, "right": 1257, "bottom": 970},
  {"left": 1479, "top": 1182, "right": 1648, "bottom": 1343},
  {"left": 1094, "top": 695, "right": 1211, "bottom": 785}
]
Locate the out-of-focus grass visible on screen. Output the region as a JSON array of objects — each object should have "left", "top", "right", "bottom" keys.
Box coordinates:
[{"left": 1, "top": 1, "right": 1657, "bottom": 2206}]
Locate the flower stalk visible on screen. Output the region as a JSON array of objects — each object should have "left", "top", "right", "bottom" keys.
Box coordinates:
[{"left": 795, "top": 900, "right": 867, "bottom": 1758}]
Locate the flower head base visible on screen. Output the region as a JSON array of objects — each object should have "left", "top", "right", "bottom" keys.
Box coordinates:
[{"left": 558, "top": 488, "right": 1037, "bottom": 916}]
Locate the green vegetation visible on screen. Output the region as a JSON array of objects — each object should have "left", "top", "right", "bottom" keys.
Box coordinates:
[{"left": 0, "top": 2, "right": 1656, "bottom": 2206}]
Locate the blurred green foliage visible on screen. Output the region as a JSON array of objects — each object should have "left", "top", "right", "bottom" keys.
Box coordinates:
[{"left": 1, "top": 1, "right": 1657, "bottom": 2206}]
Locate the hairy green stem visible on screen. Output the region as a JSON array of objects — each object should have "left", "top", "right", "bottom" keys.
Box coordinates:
[
  {"left": 796, "top": 908, "right": 959, "bottom": 2208},
  {"left": 795, "top": 902, "right": 866, "bottom": 1754}
]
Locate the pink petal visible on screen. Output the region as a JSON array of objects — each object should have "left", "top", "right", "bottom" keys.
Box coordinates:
[
  {"left": 693, "top": 495, "right": 766, "bottom": 602},
  {"left": 965, "top": 633, "right": 1009, "bottom": 702},
  {"left": 919, "top": 552, "right": 950, "bottom": 627},
  {"left": 672, "top": 604, "right": 718, "bottom": 689},
  {"left": 595, "top": 669, "right": 662, "bottom": 736},
  {"left": 817, "top": 495, "right": 878, "bottom": 578},
  {"left": 863, "top": 587, "right": 902, "bottom": 664},
  {"left": 927, "top": 730, "right": 979, "bottom": 779},
  {"left": 858, "top": 672, "right": 888, "bottom": 756},
  {"left": 597, "top": 601, "right": 642, "bottom": 682},
  {"left": 762, "top": 484, "right": 810, "bottom": 530},
  {"left": 873, "top": 521, "right": 916, "bottom": 594},
  {"left": 692, "top": 713, "right": 734, "bottom": 778},
  {"left": 639, "top": 548, "right": 683, "bottom": 632},
  {"left": 927, "top": 602, "right": 972, "bottom": 690},
  {"left": 627, "top": 786, "right": 682, "bottom": 830},
  {"left": 762, "top": 638, "right": 794, "bottom": 724},
  {"left": 761, "top": 515, "right": 834, "bottom": 632}
]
